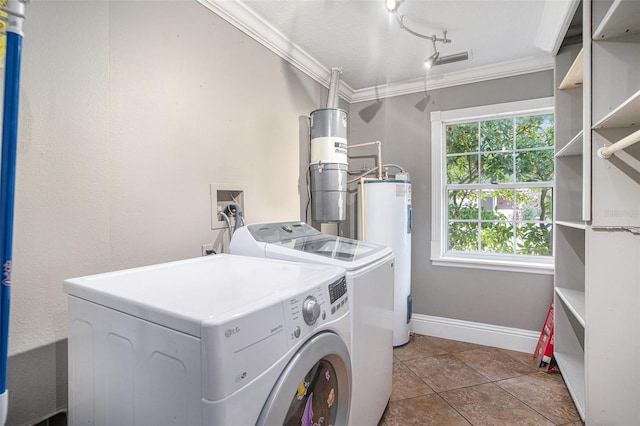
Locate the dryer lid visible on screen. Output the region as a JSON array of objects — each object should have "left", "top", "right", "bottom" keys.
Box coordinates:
[
  {"left": 64, "top": 254, "right": 345, "bottom": 337},
  {"left": 239, "top": 221, "right": 391, "bottom": 267}
]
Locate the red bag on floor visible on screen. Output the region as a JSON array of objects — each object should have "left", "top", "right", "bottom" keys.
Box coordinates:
[{"left": 534, "top": 303, "right": 554, "bottom": 367}]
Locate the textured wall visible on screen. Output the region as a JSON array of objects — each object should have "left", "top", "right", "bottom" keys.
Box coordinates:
[
  {"left": 12, "top": 0, "right": 324, "bottom": 357},
  {"left": 9, "top": 1, "right": 326, "bottom": 423},
  {"left": 348, "top": 71, "right": 556, "bottom": 332}
]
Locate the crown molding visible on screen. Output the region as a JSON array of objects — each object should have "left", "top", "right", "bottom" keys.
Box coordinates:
[
  {"left": 534, "top": 0, "right": 581, "bottom": 56},
  {"left": 198, "top": 0, "right": 554, "bottom": 104},
  {"left": 350, "top": 55, "right": 555, "bottom": 103},
  {"left": 197, "top": 0, "right": 355, "bottom": 101}
]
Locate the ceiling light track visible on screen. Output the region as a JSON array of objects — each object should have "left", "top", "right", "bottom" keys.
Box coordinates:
[
  {"left": 386, "top": 0, "right": 469, "bottom": 69},
  {"left": 397, "top": 15, "right": 451, "bottom": 44}
]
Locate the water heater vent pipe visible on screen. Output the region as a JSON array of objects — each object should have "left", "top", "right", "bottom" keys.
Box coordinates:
[{"left": 326, "top": 67, "right": 341, "bottom": 109}]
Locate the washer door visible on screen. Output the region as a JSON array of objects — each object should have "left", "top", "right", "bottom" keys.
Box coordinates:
[{"left": 257, "top": 332, "right": 351, "bottom": 426}]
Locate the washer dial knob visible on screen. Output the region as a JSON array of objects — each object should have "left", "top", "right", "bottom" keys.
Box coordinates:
[{"left": 302, "top": 296, "right": 321, "bottom": 325}]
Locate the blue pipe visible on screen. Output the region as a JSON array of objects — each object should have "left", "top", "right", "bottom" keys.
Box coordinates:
[{"left": 0, "top": 29, "right": 23, "bottom": 394}]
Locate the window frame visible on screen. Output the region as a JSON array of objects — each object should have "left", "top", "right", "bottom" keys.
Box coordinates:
[{"left": 430, "top": 97, "right": 555, "bottom": 275}]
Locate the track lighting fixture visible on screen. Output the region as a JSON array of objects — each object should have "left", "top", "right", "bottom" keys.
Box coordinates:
[
  {"left": 386, "top": 0, "right": 469, "bottom": 68},
  {"left": 424, "top": 33, "right": 469, "bottom": 68},
  {"left": 433, "top": 51, "right": 470, "bottom": 66},
  {"left": 424, "top": 39, "right": 440, "bottom": 69},
  {"left": 385, "top": 0, "right": 402, "bottom": 12}
]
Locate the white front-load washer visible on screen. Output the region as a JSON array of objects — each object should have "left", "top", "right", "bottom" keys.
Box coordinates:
[
  {"left": 230, "top": 221, "right": 394, "bottom": 426},
  {"left": 64, "top": 254, "right": 352, "bottom": 426}
]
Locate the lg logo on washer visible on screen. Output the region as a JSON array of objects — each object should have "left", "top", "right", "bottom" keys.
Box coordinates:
[{"left": 225, "top": 326, "right": 240, "bottom": 338}]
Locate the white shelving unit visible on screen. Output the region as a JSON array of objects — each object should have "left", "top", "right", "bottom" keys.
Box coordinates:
[
  {"left": 554, "top": 287, "right": 585, "bottom": 327},
  {"left": 554, "top": 28, "right": 587, "bottom": 417},
  {"left": 557, "top": 48, "right": 584, "bottom": 90},
  {"left": 592, "top": 89, "right": 640, "bottom": 129},
  {"left": 555, "top": 130, "right": 583, "bottom": 157},
  {"left": 554, "top": 350, "right": 585, "bottom": 417},
  {"left": 592, "top": 0, "right": 640, "bottom": 40},
  {"left": 554, "top": 0, "right": 640, "bottom": 423},
  {"left": 554, "top": 220, "right": 586, "bottom": 230}
]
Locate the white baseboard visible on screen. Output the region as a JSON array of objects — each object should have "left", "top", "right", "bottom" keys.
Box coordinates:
[{"left": 410, "top": 314, "right": 540, "bottom": 354}]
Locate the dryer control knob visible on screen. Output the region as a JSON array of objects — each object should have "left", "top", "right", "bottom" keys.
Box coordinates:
[{"left": 302, "top": 296, "right": 321, "bottom": 325}]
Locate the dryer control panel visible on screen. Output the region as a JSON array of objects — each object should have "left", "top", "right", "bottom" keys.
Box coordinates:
[
  {"left": 201, "top": 273, "right": 348, "bottom": 401},
  {"left": 283, "top": 276, "right": 349, "bottom": 348}
]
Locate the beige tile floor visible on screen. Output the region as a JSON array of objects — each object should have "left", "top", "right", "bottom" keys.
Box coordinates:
[{"left": 378, "top": 334, "right": 583, "bottom": 426}]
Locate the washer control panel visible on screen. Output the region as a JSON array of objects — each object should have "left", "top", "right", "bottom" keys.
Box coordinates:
[
  {"left": 302, "top": 296, "right": 321, "bottom": 325},
  {"left": 283, "top": 276, "right": 348, "bottom": 346}
]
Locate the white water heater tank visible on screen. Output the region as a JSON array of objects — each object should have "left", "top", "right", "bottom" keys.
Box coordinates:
[{"left": 358, "top": 176, "right": 412, "bottom": 347}]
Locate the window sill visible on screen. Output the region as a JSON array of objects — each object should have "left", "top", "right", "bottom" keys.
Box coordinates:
[{"left": 430, "top": 256, "right": 554, "bottom": 275}]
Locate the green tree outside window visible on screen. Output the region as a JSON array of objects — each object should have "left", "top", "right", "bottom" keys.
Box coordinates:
[{"left": 446, "top": 114, "right": 554, "bottom": 257}]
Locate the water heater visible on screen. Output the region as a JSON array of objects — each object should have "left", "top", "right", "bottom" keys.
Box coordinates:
[{"left": 358, "top": 176, "right": 412, "bottom": 347}]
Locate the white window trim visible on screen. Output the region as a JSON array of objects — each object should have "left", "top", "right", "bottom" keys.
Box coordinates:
[{"left": 430, "top": 97, "right": 555, "bottom": 275}]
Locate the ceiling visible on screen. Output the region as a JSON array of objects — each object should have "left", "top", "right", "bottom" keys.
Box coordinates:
[{"left": 199, "top": 0, "right": 579, "bottom": 102}]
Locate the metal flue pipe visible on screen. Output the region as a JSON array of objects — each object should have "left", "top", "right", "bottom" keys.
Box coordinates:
[{"left": 326, "top": 67, "right": 341, "bottom": 109}]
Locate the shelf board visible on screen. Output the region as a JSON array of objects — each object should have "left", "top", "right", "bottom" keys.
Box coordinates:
[
  {"left": 555, "top": 220, "right": 587, "bottom": 230},
  {"left": 557, "top": 48, "right": 583, "bottom": 90},
  {"left": 593, "top": 89, "right": 640, "bottom": 129},
  {"left": 554, "top": 351, "right": 586, "bottom": 420},
  {"left": 593, "top": 0, "right": 640, "bottom": 41},
  {"left": 555, "top": 287, "right": 586, "bottom": 327},
  {"left": 555, "top": 131, "right": 584, "bottom": 157}
]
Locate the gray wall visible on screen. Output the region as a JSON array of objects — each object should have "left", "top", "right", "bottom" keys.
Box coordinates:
[
  {"left": 348, "top": 71, "right": 555, "bottom": 331},
  {"left": 8, "top": 1, "right": 328, "bottom": 424}
]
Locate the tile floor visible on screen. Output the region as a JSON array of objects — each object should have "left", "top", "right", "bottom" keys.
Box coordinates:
[{"left": 378, "top": 334, "right": 583, "bottom": 426}]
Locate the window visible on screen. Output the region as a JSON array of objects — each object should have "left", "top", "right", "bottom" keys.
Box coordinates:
[{"left": 430, "top": 98, "right": 554, "bottom": 274}]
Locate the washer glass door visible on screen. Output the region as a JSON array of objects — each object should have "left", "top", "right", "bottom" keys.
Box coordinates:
[
  {"left": 257, "top": 332, "right": 351, "bottom": 426},
  {"left": 285, "top": 358, "right": 338, "bottom": 425}
]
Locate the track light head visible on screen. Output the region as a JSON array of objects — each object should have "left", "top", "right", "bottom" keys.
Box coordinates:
[
  {"left": 385, "top": 0, "right": 403, "bottom": 12},
  {"left": 425, "top": 51, "right": 469, "bottom": 68},
  {"left": 424, "top": 39, "right": 440, "bottom": 69},
  {"left": 435, "top": 51, "right": 470, "bottom": 66},
  {"left": 424, "top": 51, "right": 440, "bottom": 69}
]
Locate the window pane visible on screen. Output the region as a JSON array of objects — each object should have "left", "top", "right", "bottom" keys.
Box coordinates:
[
  {"left": 515, "top": 149, "right": 554, "bottom": 182},
  {"left": 447, "top": 155, "right": 479, "bottom": 184},
  {"left": 449, "top": 190, "right": 478, "bottom": 220},
  {"left": 446, "top": 122, "right": 478, "bottom": 154},
  {"left": 516, "top": 223, "right": 552, "bottom": 256},
  {"left": 516, "top": 114, "right": 554, "bottom": 149},
  {"left": 448, "top": 222, "right": 478, "bottom": 252},
  {"left": 480, "top": 222, "right": 514, "bottom": 254},
  {"left": 480, "top": 152, "right": 513, "bottom": 183},
  {"left": 480, "top": 118, "right": 513, "bottom": 151},
  {"left": 480, "top": 189, "right": 514, "bottom": 220},
  {"left": 439, "top": 108, "right": 554, "bottom": 262},
  {"left": 516, "top": 188, "right": 553, "bottom": 222}
]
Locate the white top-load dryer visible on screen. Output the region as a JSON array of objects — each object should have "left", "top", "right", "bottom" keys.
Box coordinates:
[
  {"left": 230, "top": 221, "right": 394, "bottom": 426},
  {"left": 64, "top": 254, "right": 352, "bottom": 426}
]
